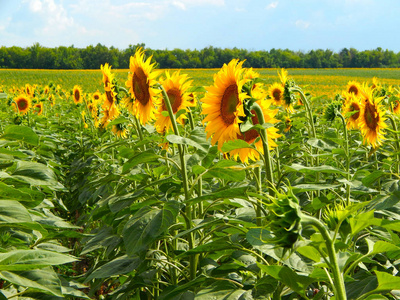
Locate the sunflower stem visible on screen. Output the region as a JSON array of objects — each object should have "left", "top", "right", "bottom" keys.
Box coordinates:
[
  {"left": 337, "top": 113, "right": 351, "bottom": 206},
  {"left": 159, "top": 84, "right": 197, "bottom": 280},
  {"left": 300, "top": 213, "right": 347, "bottom": 300},
  {"left": 250, "top": 102, "right": 275, "bottom": 197},
  {"left": 387, "top": 114, "right": 400, "bottom": 175}
]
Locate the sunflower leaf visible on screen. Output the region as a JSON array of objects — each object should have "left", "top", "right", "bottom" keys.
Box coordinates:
[
  {"left": 166, "top": 134, "right": 207, "bottom": 153},
  {"left": 1, "top": 125, "right": 39, "bottom": 146},
  {"left": 221, "top": 139, "right": 253, "bottom": 152}
]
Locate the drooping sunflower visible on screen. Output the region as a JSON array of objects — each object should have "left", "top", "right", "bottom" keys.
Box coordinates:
[
  {"left": 25, "top": 84, "right": 34, "bottom": 97},
  {"left": 112, "top": 123, "right": 128, "bottom": 139},
  {"left": 346, "top": 80, "right": 361, "bottom": 96},
  {"left": 230, "top": 96, "right": 281, "bottom": 164},
  {"left": 48, "top": 94, "right": 56, "bottom": 107},
  {"left": 342, "top": 92, "right": 361, "bottom": 130},
  {"left": 125, "top": 48, "right": 161, "bottom": 125},
  {"left": 358, "top": 85, "right": 387, "bottom": 148},
  {"left": 155, "top": 71, "right": 194, "bottom": 134},
  {"left": 72, "top": 85, "right": 83, "bottom": 104},
  {"left": 33, "top": 102, "right": 44, "bottom": 115},
  {"left": 101, "top": 63, "right": 115, "bottom": 92},
  {"left": 14, "top": 95, "right": 31, "bottom": 115},
  {"left": 202, "top": 59, "right": 248, "bottom": 150}
]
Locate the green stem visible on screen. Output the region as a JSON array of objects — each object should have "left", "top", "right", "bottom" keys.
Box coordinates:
[
  {"left": 387, "top": 114, "right": 400, "bottom": 174},
  {"left": 255, "top": 167, "right": 262, "bottom": 227},
  {"left": 300, "top": 213, "right": 347, "bottom": 300},
  {"left": 251, "top": 102, "right": 275, "bottom": 197},
  {"left": 159, "top": 84, "right": 196, "bottom": 280},
  {"left": 338, "top": 113, "right": 351, "bottom": 206}
]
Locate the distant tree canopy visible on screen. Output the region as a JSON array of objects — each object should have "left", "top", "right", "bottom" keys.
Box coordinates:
[{"left": 1, "top": 42, "right": 400, "bottom": 69}]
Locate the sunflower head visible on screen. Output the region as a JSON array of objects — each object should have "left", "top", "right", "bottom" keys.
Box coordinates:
[
  {"left": 346, "top": 80, "right": 361, "bottom": 96},
  {"left": 33, "top": 102, "right": 44, "bottom": 115},
  {"left": 112, "top": 123, "right": 128, "bottom": 139},
  {"left": 25, "top": 84, "right": 34, "bottom": 97},
  {"left": 392, "top": 100, "right": 400, "bottom": 115},
  {"left": 324, "top": 99, "right": 342, "bottom": 122},
  {"left": 14, "top": 95, "right": 32, "bottom": 115},
  {"left": 155, "top": 70, "right": 194, "bottom": 134},
  {"left": 268, "top": 82, "right": 284, "bottom": 106},
  {"left": 101, "top": 63, "right": 115, "bottom": 92},
  {"left": 125, "top": 48, "right": 161, "bottom": 125},
  {"left": 72, "top": 85, "right": 83, "bottom": 104},
  {"left": 358, "top": 85, "right": 387, "bottom": 148},
  {"left": 92, "top": 91, "right": 102, "bottom": 104},
  {"left": 201, "top": 59, "right": 248, "bottom": 150},
  {"left": 323, "top": 202, "right": 352, "bottom": 240},
  {"left": 342, "top": 92, "right": 361, "bottom": 129},
  {"left": 267, "top": 192, "right": 302, "bottom": 250}
]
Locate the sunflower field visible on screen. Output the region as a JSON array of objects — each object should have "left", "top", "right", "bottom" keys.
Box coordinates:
[{"left": 0, "top": 49, "right": 400, "bottom": 300}]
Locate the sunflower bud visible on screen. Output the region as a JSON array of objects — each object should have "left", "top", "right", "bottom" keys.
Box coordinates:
[
  {"left": 324, "top": 99, "right": 342, "bottom": 122},
  {"left": 267, "top": 193, "right": 302, "bottom": 250}
]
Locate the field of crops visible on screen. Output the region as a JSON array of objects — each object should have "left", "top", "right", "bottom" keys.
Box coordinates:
[{"left": 0, "top": 55, "right": 400, "bottom": 300}]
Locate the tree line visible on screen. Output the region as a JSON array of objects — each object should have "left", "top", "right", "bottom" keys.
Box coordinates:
[{"left": 1, "top": 42, "right": 400, "bottom": 69}]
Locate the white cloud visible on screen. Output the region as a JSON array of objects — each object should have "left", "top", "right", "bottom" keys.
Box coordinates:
[
  {"left": 295, "top": 19, "right": 310, "bottom": 29},
  {"left": 172, "top": 1, "right": 186, "bottom": 10},
  {"left": 29, "top": 0, "right": 42, "bottom": 12},
  {"left": 266, "top": 1, "right": 278, "bottom": 9}
]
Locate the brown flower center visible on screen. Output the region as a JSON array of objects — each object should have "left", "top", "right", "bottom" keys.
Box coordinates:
[
  {"left": 74, "top": 90, "right": 80, "bottom": 101},
  {"left": 105, "top": 91, "right": 114, "bottom": 107},
  {"left": 17, "top": 99, "right": 28, "bottom": 110},
  {"left": 220, "top": 84, "right": 239, "bottom": 125},
  {"left": 132, "top": 67, "right": 150, "bottom": 106},
  {"left": 272, "top": 88, "right": 282, "bottom": 100},
  {"left": 350, "top": 102, "right": 360, "bottom": 120},
  {"left": 163, "top": 88, "right": 182, "bottom": 113},
  {"left": 364, "top": 101, "right": 378, "bottom": 130},
  {"left": 348, "top": 85, "right": 359, "bottom": 95}
]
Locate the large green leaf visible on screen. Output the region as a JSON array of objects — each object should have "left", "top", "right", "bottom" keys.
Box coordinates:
[
  {"left": 122, "top": 150, "right": 160, "bottom": 174},
  {"left": 123, "top": 201, "right": 180, "bottom": 256},
  {"left": 187, "top": 187, "right": 248, "bottom": 205},
  {"left": 167, "top": 134, "right": 207, "bottom": 153},
  {"left": 286, "top": 163, "right": 347, "bottom": 176},
  {"left": 1, "top": 125, "right": 39, "bottom": 146},
  {"left": 0, "top": 199, "right": 32, "bottom": 223},
  {"left": 0, "top": 182, "right": 44, "bottom": 207},
  {"left": 258, "top": 265, "right": 316, "bottom": 298},
  {"left": 221, "top": 139, "right": 254, "bottom": 152},
  {"left": 206, "top": 160, "right": 246, "bottom": 182},
  {"left": 12, "top": 161, "right": 63, "bottom": 188},
  {"left": 0, "top": 249, "right": 77, "bottom": 271},
  {"left": 85, "top": 255, "right": 141, "bottom": 282},
  {"left": 195, "top": 280, "right": 252, "bottom": 300},
  {"left": 0, "top": 268, "right": 62, "bottom": 297}
]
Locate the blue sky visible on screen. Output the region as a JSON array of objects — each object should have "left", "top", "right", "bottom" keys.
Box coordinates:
[{"left": 0, "top": 0, "right": 399, "bottom": 53}]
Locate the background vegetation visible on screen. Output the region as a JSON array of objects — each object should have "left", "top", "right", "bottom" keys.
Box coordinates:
[{"left": 1, "top": 43, "right": 400, "bottom": 69}]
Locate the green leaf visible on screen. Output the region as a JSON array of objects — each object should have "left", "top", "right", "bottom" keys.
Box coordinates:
[
  {"left": 0, "top": 249, "right": 77, "bottom": 271},
  {"left": 0, "top": 93, "right": 7, "bottom": 99},
  {"left": 107, "top": 115, "right": 129, "bottom": 126},
  {"left": 166, "top": 134, "right": 207, "bottom": 153},
  {"left": 123, "top": 201, "right": 180, "bottom": 256},
  {"left": 195, "top": 280, "right": 252, "bottom": 300},
  {"left": 221, "top": 139, "right": 254, "bottom": 152},
  {"left": 286, "top": 163, "right": 347, "bottom": 176},
  {"left": 186, "top": 187, "right": 248, "bottom": 205},
  {"left": 206, "top": 160, "right": 246, "bottom": 182},
  {"left": 369, "top": 240, "right": 400, "bottom": 255},
  {"left": 0, "top": 268, "right": 63, "bottom": 297},
  {"left": 177, "top": 238, "right": 235, "bottom": 257},
  {"left": 0, "top": 200, "right": 32, "bottom": 223},
  {"left": 257, "top": 265, "right": 316, "bottom": 298},
  {"left": 374, "top": 271, "right": 400, "bottom": 292},
  {"left": 12, "top": 161, "right": 63, "bottom": 188},
  {"left": 292, "top": 183, "right": 339, "bottom": 192},
  {"left": 0, "top": 182, "right": 44, "bottom": 206},
  {"left": 85, "top": 255, "right": 141, "bottom": 282},
  {"left": 1, "top": 125, "right": 39, "bottom": 146},
  {"left": 362, "top": 171, "right": 387, "bottom": 187},
  {"left": 122, "top": 150, "right": 160, "bottom": 174}
]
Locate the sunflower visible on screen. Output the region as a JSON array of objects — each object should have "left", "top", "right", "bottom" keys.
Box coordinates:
[
  {"left": 43, "top": 85, "right": 50, "bottom": 95},
  {"left": 101, "top": 63, "right": 114, "bottom": 92},
  {"left": 25, "top": 84, "right": 34, "bottom": 97},
  {"left": 73, "top": 85, "right": 83, "bottom": 104},
  {"left": 48, "top": 94, "right": 56, "bottom": 107},
  {"left": 155, "top": 71, "right": 194, "bottom": 134},
  {"left": 342, "top": 92, "right": 361, "bottom": 130},
  {"left": 230, "top": 97, "right": 281, "bottom": 164},
  {"left": 14, "top": 95, "right": 31, "bottom": 115},
  {"left": 358, "top": 85, "right": 387, "bottom": 148},
  {"left": 371, "top": 77, "right": 380, "bottom": 90},
  {"left": 125, "top": 48, "right": 161, "bottom": 125},
  {"left": 101, "top": 92, "right": 120, "bottom": 121},
  {"left": 202, "top": 59, "right": 248, "bottom": 150},
  {"left": 81, "top": 111, "right": 89, "bottom": 129},
  {"left": 284, "top": 116, "right": 292, "bottom": 132},
  {"left": 112, "top": 123, "right": 128, "bottom": 139},
  {"left": 346, "top": 81, "right": 361, "bottom": 96},
  {"left": 268, "top": 82, "right": 285, "bottom": 106},
  {"left": 33, "top": 102, "right": 44, "bottom": 115},
  {"left": 92, "top": 91, "right": 102, "bottom": 104},
  {"left": 392, "top": 100, "right": 400, "bottom": 115}
]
